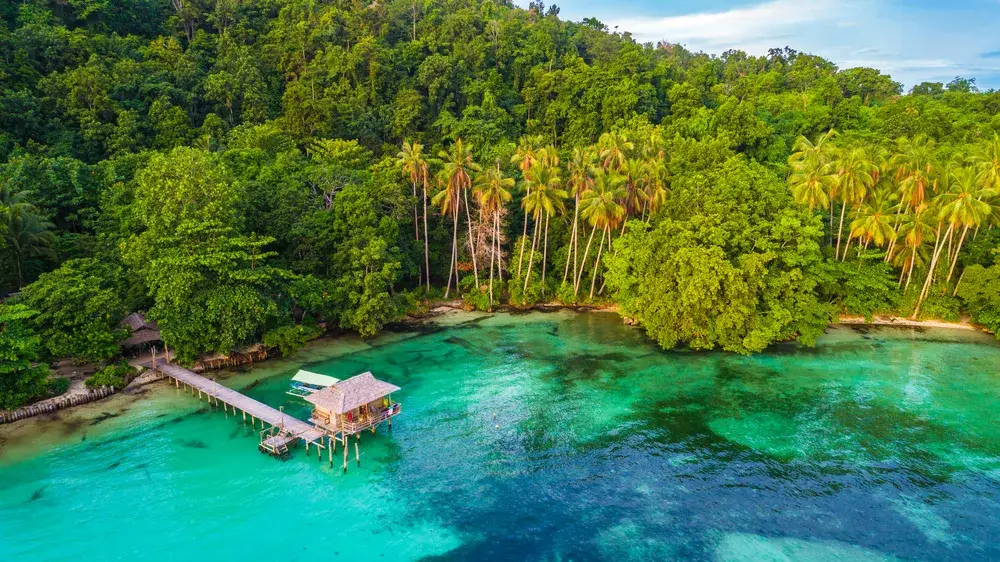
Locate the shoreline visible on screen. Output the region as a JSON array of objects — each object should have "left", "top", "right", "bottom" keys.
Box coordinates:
[
  {"left": 836, "top": 314, "right": 986, "bottom": 332},
  {"left": 5, "top": 306, "right": 991, "bottom": 425}
]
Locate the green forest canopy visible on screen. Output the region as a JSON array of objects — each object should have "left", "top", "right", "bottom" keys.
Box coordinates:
[{"left": 3, "top": 0, "right": 1000, "bottom": 404}]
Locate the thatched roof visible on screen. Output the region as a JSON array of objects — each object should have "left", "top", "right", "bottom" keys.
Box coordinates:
[
  {"left": 121, "top": 312, "right": 158, "bottom": 332},
  {"left": 304, "top": 371, "right": 400, "bottom": 414},
  {"left": 119, "top": 312, "right": 161, "bottom": 347},
  {"left": 120, "top": 330, "right": 162, "bottom": 347}
]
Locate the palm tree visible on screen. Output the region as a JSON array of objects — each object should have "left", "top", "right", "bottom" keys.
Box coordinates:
[
  {"left": 788, "top": 129, "right": 837, "bottom": 170},
  {"left": 576, "top": 170, "right": 626, "bottom": 299},
  {"left": 521, "top": 160, "right": 565, "bottom": 294},
  {"left": 621, "top": 158, "right": 648, "bottom": 225},
  {"left": 788, "top": 161, "right": 836, "bottom": 212},
  {"left": 562, "top": 146, "right": 597, "bottom": 286},
  {"left": 397, "top": 140, "right": 431, "bottom": 290},
  {"left": 643, "top": 157, "right": 670, "bottom": 222},
  {"left": 848, "top": 186, "right": 898, "bottom": 252},
  {"left": 789, "top": 129, "right": 838, "bottom": 235},
  {"left": 512, "top": 136, "right": 544, "bottom": 276},
  {"left": 973, "top": 134, "right": 1000, "bottom": 191},
  {"left": 892, "top": 135, "right": 938, "bottom": 210},
  {"left": 598, "top": 131, "right": 633, "bottom": 172},
  {"left": 1, "top": 188, "right": 55, "bottom": 288},
  {"left": 833, "top": 147, "right": 876, "bottom": 259},
  {"left": 895, "top": 203, "right": 935, "bottom": 290},
  {"left": 913, "top": 166, "right": 993, "bottom": 317},
  {"left": 434, "top": 139, "right": 481, "bottom": 298},
  {"left": 473, "top": 165, "right": 513, "bottom": 308}
]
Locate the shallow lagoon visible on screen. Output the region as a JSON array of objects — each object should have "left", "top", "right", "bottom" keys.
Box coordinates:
[{"left": 2, "top": 310, "right": 1000, "bottom": 561}]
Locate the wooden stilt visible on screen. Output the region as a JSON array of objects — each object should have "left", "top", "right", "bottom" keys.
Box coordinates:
[
  {"left": 317, "top": 441, "right": 322, "bottom": 461},
  {"left": 306, "top": 440, "right": 310, "bottom": 455},
  {"left": 242, "top": 410, "right": 246, "bottom": 424},
  {"left": 355, "top": 442, "right": 360, "bottom": 467},
  {"left": 198, "top": 389, "right": 202, "bottom": 400},
  {"left": 328, "top": 436, "right": 333, "bottom": 466},
  {"left": 343, "top": 435, "right": 348, "bottom": 473}
]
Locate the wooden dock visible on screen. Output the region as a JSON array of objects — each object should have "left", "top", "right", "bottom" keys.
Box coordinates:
[{"left": 154, "top": 362, "right": 328, "bottom": 451}]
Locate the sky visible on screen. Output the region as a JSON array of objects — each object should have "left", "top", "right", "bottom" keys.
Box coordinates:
[{"left": 532, "top": 0, "right": 1000, "bottom": 90}]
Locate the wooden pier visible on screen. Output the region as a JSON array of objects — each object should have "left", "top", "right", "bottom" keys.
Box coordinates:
[{"left": 154, "top": 363, "right": 327, "bottom": 454}]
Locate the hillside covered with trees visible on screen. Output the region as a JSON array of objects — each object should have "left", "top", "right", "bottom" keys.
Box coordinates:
[{"left": 3, "top": 0, "right": 1000, "bottom": 408}]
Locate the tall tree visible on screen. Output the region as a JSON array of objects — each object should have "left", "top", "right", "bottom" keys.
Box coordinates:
[
  {"left": 833, "top": 147, "right": 876, "bottom": 259},
  {"left": 562, "top": 146, "right": 597, "bottom": 285},
  {"left": 577, "top": 170, "right": 626, "bottom": 298},
  {"left": 474, "top": 165, "right": 514, "bottom": 308},
  {"left": 434, "top": 139, "right": 480, "bottom": 297},
  {"left": 397, "top": 140, "right": 431, "bottom": 290},
  {"left": 1, "top": 187, "right": 55, "bottom": 289}
]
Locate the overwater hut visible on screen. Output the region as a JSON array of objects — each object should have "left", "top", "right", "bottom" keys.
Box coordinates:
[
  {"left": 305, "top": 372, "right": 401, "bottom": 437},
  {"left": 119, "top": 312, "right": 161, "bottom": 349}
]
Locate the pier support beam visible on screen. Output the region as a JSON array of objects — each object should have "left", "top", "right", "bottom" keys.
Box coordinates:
[
  {"left": 343, "top": 436, "right": 348, "bottom": 473},
  {"left": 328, "top": 436, "right": 333, "bottom": 466},
  {"left": 355, "top": 442, "right": 360, "bottom": 467}
]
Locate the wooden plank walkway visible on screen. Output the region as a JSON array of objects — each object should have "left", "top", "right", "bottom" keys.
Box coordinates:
[{"left": 154, "top": 362, "right": 327, "bottom": 446}]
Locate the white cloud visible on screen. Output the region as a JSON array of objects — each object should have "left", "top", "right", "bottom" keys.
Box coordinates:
[
  {"left": 560, "top": 0, "right": 1000, "bottom": 88},
  {"left": 611, "top": 0, "right": 846, "bottom": 48}
]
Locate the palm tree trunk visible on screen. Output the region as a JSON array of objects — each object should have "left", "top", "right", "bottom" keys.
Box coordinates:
[
  {"left": 495, "top": 211, "right": 503, "bottom": 283},
  {"left": 913, "top": 223, "right": 953, "bottom": 318},
  {"left": 15, "top": 252, "right": 24, "bottom": 289},
  {"left": 835, "top": 201, "right": 848, "bottom": 259},
  {"left": 463, "top": 187, "right": 479, "bottom": 287},
  {"left": 488, "top": 214, "right": 496, "bottom": 309},
  {"left": 905, "top": 247, "right": 916, "bottom": 291},
  {"left": 952, "top": 269, "right": 967, "bottom": 297},
  {"left": 412, "top": 180, "right": 420, "bottom": 241},
  {"left": 517, "top": 187, "right": 531, "bottom": 276},
  {"left": 945, "top": 223, "right": 970, "bottom": 283},
  {"left": 589, "top": 227, "right": 608, "bottom": 300},
  {"left": 523, "top": 212, "right": 541, "bottom": 292},
  {"left": 575, "top": 224, "right": 597, "bottom": 296},
  {"left": 444, "top": 207, "right": 459, "bottom": 298},
  {"left": 541, "top": 211, "right": 550, "bottom": 297},
  {"left": 423, "top": 176, "right": 430, "bottom": 291},
  {"left": 562, "top": 196, "right": 579, "bottom": 285},
  {"left": 841, "top": 233, "right": 853, "bottom": 262}
]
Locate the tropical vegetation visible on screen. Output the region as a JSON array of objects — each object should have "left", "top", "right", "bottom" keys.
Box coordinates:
[{"left": 3, "top": 0, "right": 1000, "bottom": 407}]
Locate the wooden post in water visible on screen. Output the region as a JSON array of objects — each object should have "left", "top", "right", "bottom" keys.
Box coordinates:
[
  {"left": 355, "top": 442, "right": 360, "bottom": 467},
  {"left": 342, "top": 435, "right": 348, "bottom": 473},
  {"left": 317, "top": 441, "right": 322, "bottom": 461},
  {"left": 328, "top": 436, "right": 333, "bottom": 466}
]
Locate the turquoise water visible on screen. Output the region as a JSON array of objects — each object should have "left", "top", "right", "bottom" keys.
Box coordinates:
[{"left": 2, "top": 311, "right": 1000, "bottom": 561}]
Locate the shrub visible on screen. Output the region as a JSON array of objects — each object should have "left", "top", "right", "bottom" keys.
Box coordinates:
[
  {"left": 839, "top": 260, "right": 900, "bottom": 321},
  {"left": 263, "top": 324, "right": 322, "bottom": 357},
  {"left": 508, "top": 276, "right": 544, "bottom": 308},
  {"left": 459, "top": 275, "right": 492, "bottom": 311},
  {"left": 556, "top": 282, "right": 578, "bottom": 305},
  {"left": 47, "top": 376, "right": 70, "bottom": 397},
  {"left": 957, "top": 263, "right": 1000, "bottom": 333},
  {"left": 85, "top": 362, "right": 137, "bottom": 390}
]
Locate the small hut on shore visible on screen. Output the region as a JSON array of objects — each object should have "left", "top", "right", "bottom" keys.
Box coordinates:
[
  {"left": 119, "top": 312, "right": 161, "bottom": 349},
  {"left": 306, "top": 372, "right": 401, "bottom": 437}
]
